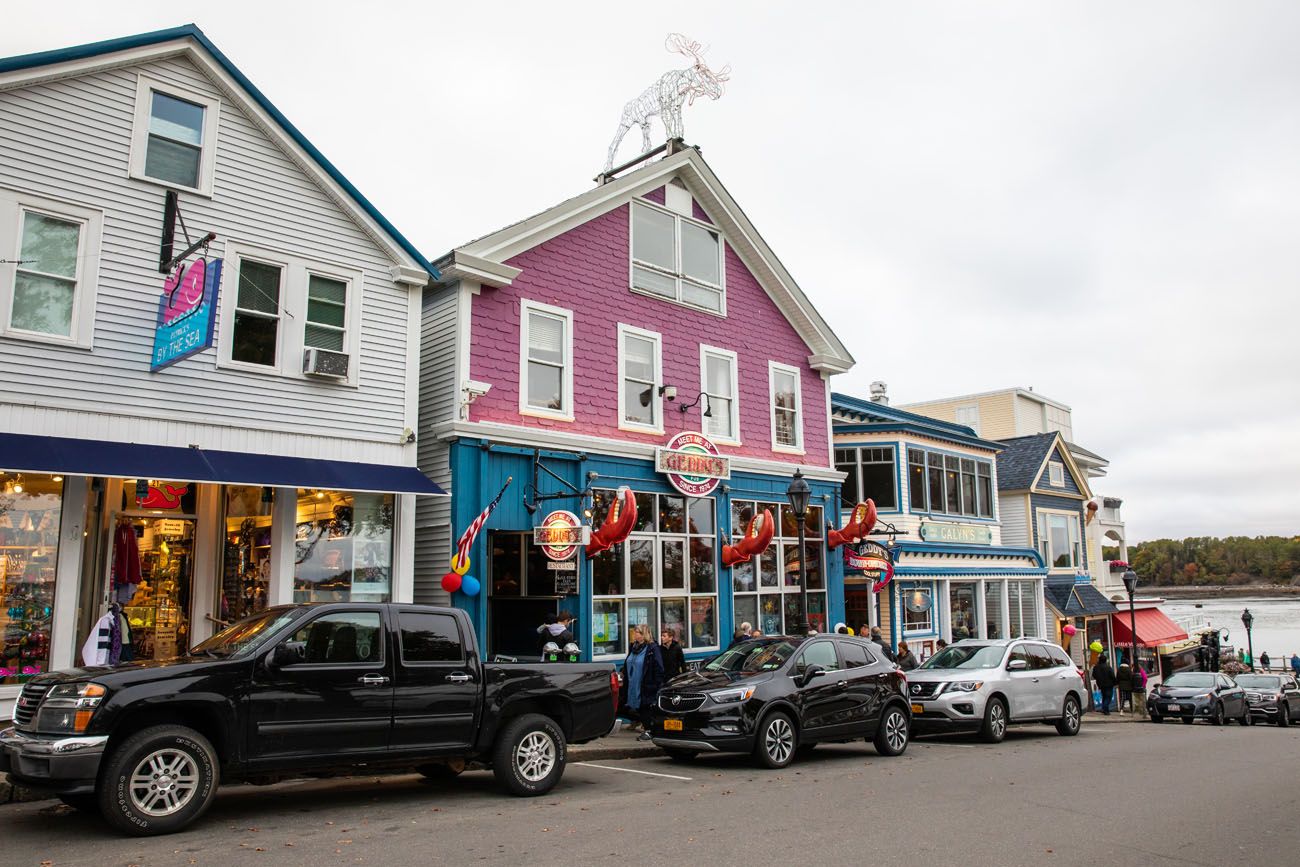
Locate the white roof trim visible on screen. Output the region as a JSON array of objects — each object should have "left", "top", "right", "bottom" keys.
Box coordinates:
[{"left": 448, "top": 148, "right": 854, "bottom": 374}]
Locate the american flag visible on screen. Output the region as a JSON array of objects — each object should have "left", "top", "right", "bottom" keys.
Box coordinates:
[{"left": 454, "top": 477, "right": 512, "bottom": 568}]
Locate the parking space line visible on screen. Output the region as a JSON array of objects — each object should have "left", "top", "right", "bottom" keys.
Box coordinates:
[{"left": 573, "top": 762, "right": 693, "bottom": 781}]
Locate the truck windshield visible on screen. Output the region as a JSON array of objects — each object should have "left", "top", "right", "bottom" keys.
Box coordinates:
[
  {"left": 1231, "top": 675, "right": 1281, "bottom": 689},
  {"left": 191, "top": 607, "right": 302, "bottom": 658},
  {"left": 921, "top": 644, "right": 1006, "bottom": 670},
  {"left": 704, "top": 639, "right": 800, "bottom": 673}
]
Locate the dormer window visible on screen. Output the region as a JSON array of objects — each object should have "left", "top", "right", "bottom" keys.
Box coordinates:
[{"left": 630, "top": 201, "right": 724, "bottom": 314}]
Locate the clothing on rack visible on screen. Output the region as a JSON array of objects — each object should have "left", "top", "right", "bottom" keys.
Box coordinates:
[
  {"left": 81, "top": 603, "right": 129, "bottom": 667},
  {"left": 111, "top": 520, "right": 142, "bottom": 589}
]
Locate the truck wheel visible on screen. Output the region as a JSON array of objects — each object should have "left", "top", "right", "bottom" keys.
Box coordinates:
[
  {"left": 873, "top": 705, "right": 910, "bottom": 756},
  {"left": 1279, "top": 703, "right": 1291, "bottom": 728},
  {"left": 492, "top": 714, "right": 566, "bottom": 797},
  {"left": 98, "top": 725, "right": 219, "bottom": 836}
]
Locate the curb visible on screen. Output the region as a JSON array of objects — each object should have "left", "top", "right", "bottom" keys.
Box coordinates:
[{"left": 569, "top": 744, "right": 662, "bottom": 762}]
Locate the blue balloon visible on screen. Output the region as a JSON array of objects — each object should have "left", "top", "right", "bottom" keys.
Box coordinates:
[{"left": 461, "top": 574, "right": 481, "bottom": 597}]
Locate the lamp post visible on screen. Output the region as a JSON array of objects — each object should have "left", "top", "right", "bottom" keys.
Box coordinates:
[
  {"left": 1121, "top": 569, "right": 1139, "bottom": 712},
  {"left": 1241, "top": 608, "right": 1255, "bottom": 671},
  {"left": 786, "top": 468, "right": 811, "bottom": 635}
]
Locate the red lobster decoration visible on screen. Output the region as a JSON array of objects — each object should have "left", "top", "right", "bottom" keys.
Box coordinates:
[
  {"left": 827, "top": 500, "right": 878, "bottom": 549},
  {"left": 586, "top": 486, "right": 637, "bottom": 556},
  {"left": 722, "top": 509, "right": 774, "bottom": 567}
]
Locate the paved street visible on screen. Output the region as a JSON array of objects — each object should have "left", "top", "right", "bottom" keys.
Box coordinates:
[{"left": 2, "top": 720, "right": 1298, "bottom": 867}]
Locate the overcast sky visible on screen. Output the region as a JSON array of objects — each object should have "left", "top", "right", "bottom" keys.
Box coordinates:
[{"left": 7, "top": 2, "right": 1299, "bottom": 542}]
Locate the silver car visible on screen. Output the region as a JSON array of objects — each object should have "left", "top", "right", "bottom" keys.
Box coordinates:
[{"left": 906, "top": 638, "right": 1086, "bottom": 743}]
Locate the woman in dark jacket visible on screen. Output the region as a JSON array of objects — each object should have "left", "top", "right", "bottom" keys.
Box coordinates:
[
  {"left": 1092, "top": 654, "right": 1117, "bottom": 715},
  {"left": 624, "top": 624, "right": 665, "bottom": 741}
]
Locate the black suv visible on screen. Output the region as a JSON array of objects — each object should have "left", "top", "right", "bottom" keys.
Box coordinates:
[{"left": 650, "top": 634, "right": 910, "bottom": 768}]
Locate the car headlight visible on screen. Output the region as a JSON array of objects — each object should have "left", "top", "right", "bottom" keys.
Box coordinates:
[
  {"left": 709, "top": 686, "right": 755, "bottom": 704},
  {"left": 36, "top": 683, "right": 107, "bottom": 733},
  {"left": 1192, "top": 692, "right": 1211, "bottom": 699},
  {"left": 946, "top": 681, "right": 984, "bottom": 694}
]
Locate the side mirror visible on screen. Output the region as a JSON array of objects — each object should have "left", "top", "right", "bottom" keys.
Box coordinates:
[
  {"left": 267, "top": 644, "right": 299, "bottom": 670},
  {"left": 801, "top": 665, "right": 826, "bottom": 686},
  {"left": 1007, "top": 658, "right": 1029, "bottom": 672}
]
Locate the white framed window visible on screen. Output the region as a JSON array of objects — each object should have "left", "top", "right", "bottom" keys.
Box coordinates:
[
  {"left": 1038, "top": 511, "right": 1082, "bottom": 571},
  {"left": 700, "top": 344, "right": 739, "bottom": 444},
  {"left": 629, "top": 201, "right": 725, "bottom": 315},
  {"left": 129, "top": 75, "right": 221, "bottom": 196},
  {"left": 731, "top": 499, "right": 828, "bottom": 636},
  {"left": 768, "top": 361, "right": 803, "bottom": 452},
  {"left": 0, "top": 189, "right": 102, "bottom": 348},
  {"left": 217, "top": 242, "right": 362, "bottom": 384},
  {"left": 617, "top": 324, "right": 663, "bottom": 433},
  {"left": 1047, "top": 461, "right": 1065, "bottom": 487},
  {"left": 519, "top": 299, "right": 573, "bottom": 421}
]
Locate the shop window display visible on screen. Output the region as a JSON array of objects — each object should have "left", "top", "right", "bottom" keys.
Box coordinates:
[
  {"left": 0, "top": 473, "right": 62, "bottom": 685},
  {"left": 731, "top": 499, "right": 826, "bottom": 636},
  {"left": 220, "top": 486, "right": 273, "bottom": 623},
  {"left": 949, "top": 582, "right": 977, "bottom": 640},
  {"left": 293, "top": 490, "right": 394, "bottom": 603},
  {"left": 113, "top": 480, "right": 197, "bottom": 661},
  {"left": 590, "top": 489, "right": 718, "bottom": 656}
]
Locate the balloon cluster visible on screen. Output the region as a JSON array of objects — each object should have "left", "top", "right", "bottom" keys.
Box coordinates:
[{"left": 441, "top": 552, "right": 481, "bottom": 597}]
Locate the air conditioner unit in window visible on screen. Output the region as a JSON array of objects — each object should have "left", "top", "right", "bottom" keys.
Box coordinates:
[{"left": 303, "top": 348, "right": 350, "bottom": 378}]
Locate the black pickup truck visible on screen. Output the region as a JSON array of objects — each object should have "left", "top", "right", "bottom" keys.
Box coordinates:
[{"left": 0, "top": 603, "right": 617, "bottom": 836}]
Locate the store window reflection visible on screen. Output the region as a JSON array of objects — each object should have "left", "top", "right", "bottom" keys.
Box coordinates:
[
  {"left": 293, "top": 490, "right": 393, "bottom": 603},
  {"left": 220, "top": 486, "right": 273, "bottom": 623},
  {"left": 0, "top": 472, "right": 62, "bottom": 685}
]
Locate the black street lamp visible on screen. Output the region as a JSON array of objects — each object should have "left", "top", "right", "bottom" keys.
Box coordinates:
[
  {"left": 1241, "top": 608, "right": 1255, "bottom": 671},
  {"left": 786, "top": 468, "right": 811, "bottom": 635},
  {"left": 1122, "top": 569, "right": 1139, "bottom": 710}
]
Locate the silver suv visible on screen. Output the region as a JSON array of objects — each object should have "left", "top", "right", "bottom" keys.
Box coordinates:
[{"left": 906, "top": 638, "right": 1085, "bottom": 743}]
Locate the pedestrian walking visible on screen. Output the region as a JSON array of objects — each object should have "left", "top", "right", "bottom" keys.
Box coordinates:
[
  {"left": 896, "top": 640, "right": 919, "bottom": 671},
  {"left": 1117, "top": 652, "right": 1134, "bottom": 712},
  {"left": 1260, "top": 651, "right": 1271, "bottom": 670},
  {"left": 660, "top": 626, "right": 686, "bottom": 681},
  {"left": 624, "top": 624, "right": 664, "bottom": 741},
  {"left": 1291, "top": 654, "right": 1300, "bottom": 678},
  {"left": 870, "top": 626, "right": 897, "bottom": 663},
  {"left": 1093, "top": 653, "right": 1117, "bottom": 715}
]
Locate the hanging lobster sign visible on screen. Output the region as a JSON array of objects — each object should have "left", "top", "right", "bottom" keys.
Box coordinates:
[
  {"left": 845, "top": 541, "right": 894, "bottom": 594},
  {"left": 827, "top": 500, "right": 877, "bottom": 549},
  {"left": 587, "top": 486, "right": 637, "bottom": 556},
  {"left": 721, "top": 509, "right": 774, "bottom": 567}
]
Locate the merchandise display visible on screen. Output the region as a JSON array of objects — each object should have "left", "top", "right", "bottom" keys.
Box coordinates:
[
  {"left": 293, "top": 489, "right": 394, "bottom": 603},
  {"left": 118, "top": 516, "right": 194, "bottom": 660},
  {"left": 220, "top": 486, "right": 273, "bottom": 623},
  {"left": 0, "top": 474, "right": 62, "bottom": 686}
]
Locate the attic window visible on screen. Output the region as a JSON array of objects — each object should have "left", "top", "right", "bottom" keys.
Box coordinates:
[
  {"left": 129, "top": 76, "right": 220, "bottom": 196},
  {"left": 1048, "top": 461, "right": 1065, "bottom": 487},
  {"left": 630, "top": 201, "right": 724, "bottom": 314}
]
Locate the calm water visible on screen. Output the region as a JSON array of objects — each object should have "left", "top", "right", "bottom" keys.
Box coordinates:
[{"left": 1162, "top": 597, "right": 1300, "bottom": 664}]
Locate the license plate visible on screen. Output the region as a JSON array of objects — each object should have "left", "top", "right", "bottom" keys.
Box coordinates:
[
  {"left": 911, "top": 703, "right": 924, "bottom": 715},
  {"left": 663, "top": 718, "right": 683, "bottom": 731},
  {"left": 1166, "top": 704, "right": 1181, "bottom": 712}
]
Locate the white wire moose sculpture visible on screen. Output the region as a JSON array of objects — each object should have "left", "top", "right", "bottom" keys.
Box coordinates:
[{"left": 603, "top": 34, "right": 730, "bottom": 173}]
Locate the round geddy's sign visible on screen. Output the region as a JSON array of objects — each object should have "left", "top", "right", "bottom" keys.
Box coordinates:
[
  {"left": 655, "top": 432, "right": 730, "bottom": 497},
  {"left": 533, "top": 510, "right": 587, "bottom": 561}
]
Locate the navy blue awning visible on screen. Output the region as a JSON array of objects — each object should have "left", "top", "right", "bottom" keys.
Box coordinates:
[{"left": 0, "top": 432, "right": 446, "bottom": 496}]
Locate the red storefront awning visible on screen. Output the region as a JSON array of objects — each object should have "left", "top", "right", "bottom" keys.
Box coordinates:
[{"left": 1111, "top": 608, "right": 1188, "bottom": 648}]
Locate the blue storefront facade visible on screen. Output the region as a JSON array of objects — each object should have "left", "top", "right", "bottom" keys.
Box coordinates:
[{"left": 444, "top": 438, "right": 844, "bottom": 663}]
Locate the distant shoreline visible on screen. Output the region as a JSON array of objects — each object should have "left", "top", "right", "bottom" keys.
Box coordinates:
[{"left": 1143, "top": 584, "right": 1300, "bottom": 599}]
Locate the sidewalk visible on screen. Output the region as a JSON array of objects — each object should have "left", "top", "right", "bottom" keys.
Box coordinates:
[{"left": 569, "top": 723, "right": 663, "bottom": 761}]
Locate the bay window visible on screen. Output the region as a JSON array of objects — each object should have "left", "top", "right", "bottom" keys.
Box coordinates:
[
  {"left": 909, "top": 447, "right": 994, "bottom": 519},
  {"left": 1038, "top": 512, "right": 1082, "bottom": 570}
]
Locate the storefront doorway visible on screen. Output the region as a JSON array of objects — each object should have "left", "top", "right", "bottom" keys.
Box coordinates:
[
  {"left": 116, "top": 514, "right": 196, "bottom": 661},
  {"left": 487, "top": 531, "right": 564, "bottom": 660}
]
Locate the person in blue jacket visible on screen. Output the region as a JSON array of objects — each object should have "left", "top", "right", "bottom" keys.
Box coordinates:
[{"left": 624, "top": 623, "right": 665, "bottom": 741}]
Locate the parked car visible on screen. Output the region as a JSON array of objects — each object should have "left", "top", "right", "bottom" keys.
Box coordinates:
[
  {"left": 1232, "top": 673, "right": 1298, "bottom": 727},
  {"left": 650, "top": 634, "right": 911, "bottom": 768},
  {"left": 0, "top": 604, "right": 618, "bottom": 836},
  {"left": 1147, "top": 671, "right": 1251, "bottom": 725},
  {"left": 906, "top": 638, "right": 1085, "bottom": 743}
]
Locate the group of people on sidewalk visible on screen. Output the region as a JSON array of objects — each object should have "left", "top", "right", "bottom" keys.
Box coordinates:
[
  {"left": 619, "top": 624, "right": 687, "bottom": 742},
  {"left": 1091, "top": 651, "right": 1148, "bottom": 715}
]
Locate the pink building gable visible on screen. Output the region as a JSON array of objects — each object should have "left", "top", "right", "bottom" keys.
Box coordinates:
[{"left": 467, "top": 194, "right": 830, "bottom": 467}]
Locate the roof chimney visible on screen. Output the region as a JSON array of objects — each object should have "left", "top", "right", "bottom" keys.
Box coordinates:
[{"left": 869, "top": 381, "right": 888, "bottom": 405}]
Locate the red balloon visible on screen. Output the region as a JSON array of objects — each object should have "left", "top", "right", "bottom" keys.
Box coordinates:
[{"left": 441, "top": 571, "right": 463, "bottom": 594}]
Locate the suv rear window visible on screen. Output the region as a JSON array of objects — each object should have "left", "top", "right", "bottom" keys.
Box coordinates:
[{"left": 840, "top": 641, "right": 876, "bottom": 668}]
